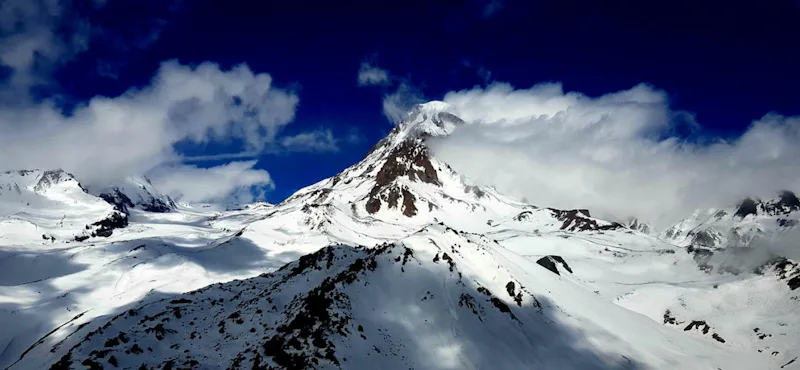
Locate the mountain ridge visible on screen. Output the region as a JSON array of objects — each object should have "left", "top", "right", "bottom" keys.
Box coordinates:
[{"left": 2, "top": 103, "right": 799, "bottom": 370}]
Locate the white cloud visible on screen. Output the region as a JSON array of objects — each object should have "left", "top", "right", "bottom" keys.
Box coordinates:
[
  {"left": 357, "top": 62, "right": 390, "bottom": 86},
  {"left": 383, "top": 83, "right": 425, "bottom": 124},
  {"left": 429, "top": 82, "right": 800, "bottom": 228},
  {"left": 0, "top": 60, "right": 299, "bottom": 188},
  {"left": 148, "top": 161, "right": 273, "bottom": 204},
  {"left": 0, "top": 0, "right": 99, "bottom": 96},
  {"left": 280, "top": 129, "right": 340, "bottom": 153}
]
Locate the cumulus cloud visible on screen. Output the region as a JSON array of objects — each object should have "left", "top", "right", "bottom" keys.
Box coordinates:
[
  {"left": 0, "top": 61, "right": 299, "bottom": 185},
  {"left": 429, "top": 82, "right": 800, "bottom": 228},
  {"left": 148, "top": 161, "right": 274, "bottom": 204},
  {"left": 357, "top": 62, "right": 390, "bottom": 86}
]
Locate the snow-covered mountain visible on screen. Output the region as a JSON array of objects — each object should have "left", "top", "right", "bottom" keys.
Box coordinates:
[
  {"left": 2, "top": 102, "right": 799, "bottom": 370},
  {"left": 0, "top": 169, "right": 127, "bottom": 244},
  {"left": 90, "top": 176, "right": 176, "bottom": 214},
  {"left": 662, "top": 191, "right": 800, "bottom": 250}
]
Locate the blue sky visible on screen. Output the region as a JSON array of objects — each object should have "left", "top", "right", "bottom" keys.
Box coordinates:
[{"left": 1, "top": 0, "right": 799, "bottom": 209}]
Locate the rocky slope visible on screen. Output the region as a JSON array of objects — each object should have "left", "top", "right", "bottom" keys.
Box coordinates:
[{"left": 91, "top": 176, "right": 176, "bottom": 214}]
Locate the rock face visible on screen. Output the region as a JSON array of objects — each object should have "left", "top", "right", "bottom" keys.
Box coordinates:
[
  {"left": 536, "top": 256, "right": 573, "bottom": 275},
  {"left": 548, "top": 208, "right": 624, "bottom": 232},
  {"left": 94, "top": 177, "right": 175, "bottom": 213}
]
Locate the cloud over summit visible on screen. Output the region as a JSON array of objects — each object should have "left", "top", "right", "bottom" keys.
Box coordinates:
[{"left": 430, "top": 82, "right": 800, "bottom": 228}]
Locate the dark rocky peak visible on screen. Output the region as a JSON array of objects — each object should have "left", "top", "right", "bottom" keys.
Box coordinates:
[
  {"left": 94, "top": 177, "right": 176, "bottom": 214},
  {"left": 770, "top": 190, "right": 800, "bottom": 214},
  {"left": 100, "top": 187, "right": 174, "bottom": 213},
  {"left": 547, "top": 208, "right": 623, "bottom": 232},
  {"left": 734, "top": 191, "right": 800, "bottom": 219},
  {"left": 734, "top": 198, "right": 759, "bottom": 219},
  {"left": 363, "top": 139, "right": 440, "bottom": 217},
  {"left": 627, "top": 218, "right": 652, "bottom": 234}
]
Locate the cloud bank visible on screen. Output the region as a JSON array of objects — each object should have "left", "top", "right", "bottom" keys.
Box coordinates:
[
  {"left": 148, "top": 160, "right": 273, "bottom": 204},
  {"left": 429, "top": 82, "right": 800, "bottom": 228},
  {"left": 0, "top": 61, "right": 298, "bottom": 186}
]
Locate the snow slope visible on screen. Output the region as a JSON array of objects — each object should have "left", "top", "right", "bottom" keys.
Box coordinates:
[
  {"left": 2, "top": 102, "right": 799, "bottom": 369},
  {"left": 34, "top": 226, "right": 765, "bottom": 370},
  {"left": 0, "top": 169, "right": 126, "bottom": 244}
]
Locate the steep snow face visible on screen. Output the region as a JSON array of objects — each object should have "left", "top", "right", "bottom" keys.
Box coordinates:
[
  {"left": 28, "top": 226, "right": 766, "bottom": 370},
  {"left": 0, "top": 169, "right": 126, "bottom": 244},
  {"left": 662, "top": 191, "right": 800, "bottom": 250},
  {"left": 91, "top": 176, "right": 176, "bottom": 213}
]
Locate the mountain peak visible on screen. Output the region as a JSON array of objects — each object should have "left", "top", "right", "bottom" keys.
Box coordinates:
[{"left": 391, "top": 101, "right": 464, "bottom": 142}]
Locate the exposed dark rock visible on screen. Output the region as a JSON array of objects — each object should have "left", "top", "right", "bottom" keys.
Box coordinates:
[
  {"left": 99, "top": 187, "right": 174, "bottom": 214},
  {"left": 789, "top": 276, "right": 800, "bottom": 290},
  {"left": 549, "top": 256, "right": 573, "bottom": 273},
  {"left": 505, "top": 281, "right": 515, "bottom": 297},
  {"left": 99, "top": 191, "right": 135, "bottom": 213},
  {"left": 548, "top": 208, "right": 623, "bottom": 232},
  {"left": 513, "top": 211, "right": 534, "bottom": 222},
  {"left": 34, "top": 170, "right": 74, "bottom": 193},
  {"left": 536, "top": 256, "right": 572, "bottom": 275},
  {"left": 365, "top": 138, "right": 439, "bottom": 217},
  {"left": 688, "top": 229, "right": 721, "bottom": 248},
  {"left": 711, "top": 333, "right": 726, "bottom": 343},
  {"left": 663, "top": 310, "right": 682, "bottom": 325},
  {"left": 777, "top": 190, "right": 800, "bottom": 210},
  {"left": 684, "top": 320, "right": 711, "bottom": 334},
  {"left": 90, "top": 211, "right": 128, "bottom": 238},
  {"left": 734, "top": 198, "right": 758, "bottom": 219},
  {"left": 756, "top": 257, "right": 800, "bottom": 290},
  {"left": 375, "top": 140, "right": 439, "bottom": 187},
  {"left": 537, "top": 257, "right": 560, "bottom": 275}
]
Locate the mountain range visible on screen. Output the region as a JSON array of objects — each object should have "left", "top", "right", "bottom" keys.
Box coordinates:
[{"left": 1, "top": 102, "right": 798, "bottom": 369}]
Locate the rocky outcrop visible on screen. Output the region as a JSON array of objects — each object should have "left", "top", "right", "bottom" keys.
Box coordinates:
[
  {"left": 548, "top": 209, "right": 623, "bottom": 232},
  {"left": 95, "top": 177, "right": 175, "bottom": 214},
  {"left": 536, "top": 255, "right": 573, "bottom": 275},
  {"left": 365, "top": 131, "right": 440, "bottom": 217},
  {"left": 73, "top": 211, "right": 129, "bottom": 241}
]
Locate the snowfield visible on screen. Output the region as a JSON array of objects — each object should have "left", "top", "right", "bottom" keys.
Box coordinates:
[{"left": 1, "top": 102, "right": 798, "bottom": 369}]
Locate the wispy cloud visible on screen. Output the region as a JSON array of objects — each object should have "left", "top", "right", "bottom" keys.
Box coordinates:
[
  {"left": 356, "top": 59, "right": 425, "bottom": 124},
  {"left": 382, "top": 83, "right": 426, "bottom": 124},
  {"left": 357, "top": 62, "right": 390, "bottom": 86}
]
